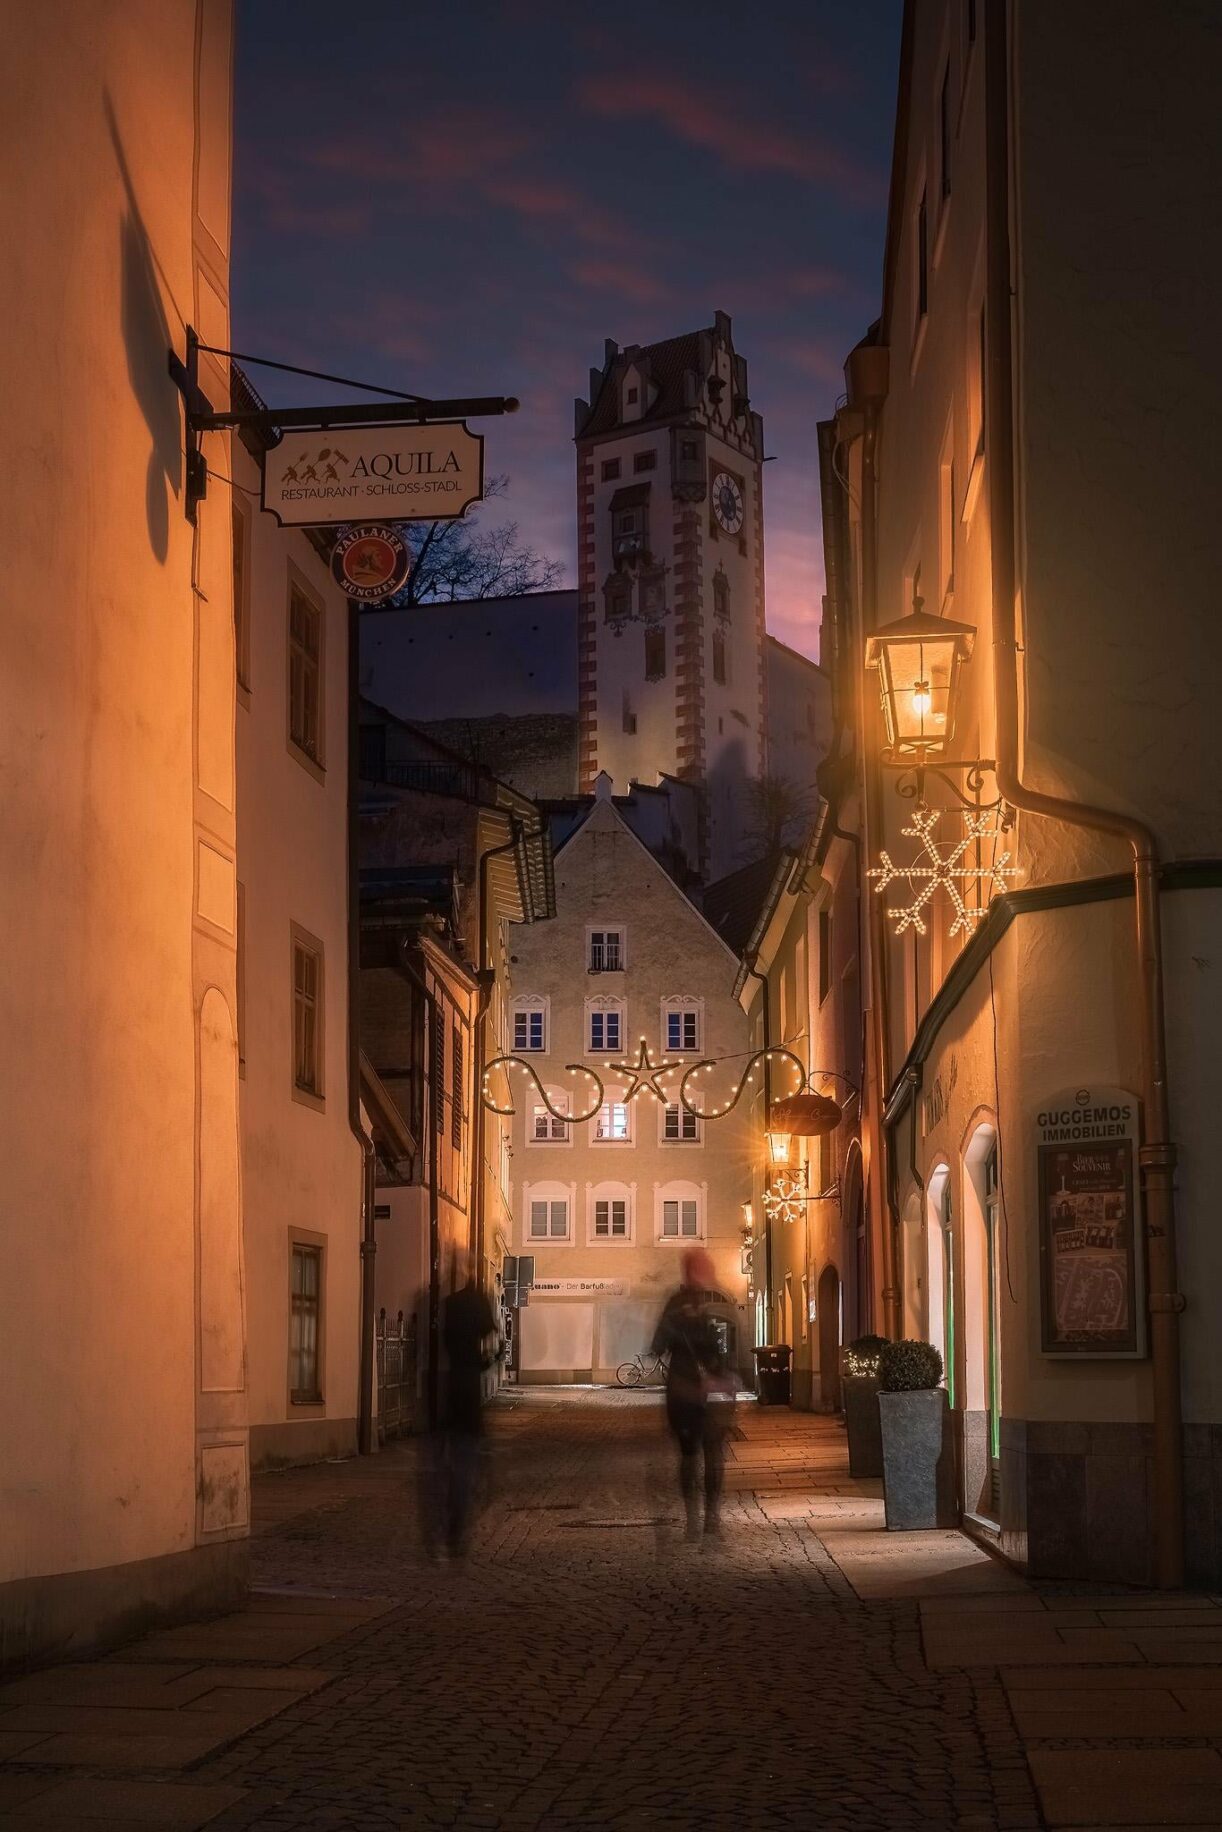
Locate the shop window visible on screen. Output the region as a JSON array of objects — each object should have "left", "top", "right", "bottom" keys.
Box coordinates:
[{"left": 289, "top": 1243, "right": 323, "bottom": 1402}]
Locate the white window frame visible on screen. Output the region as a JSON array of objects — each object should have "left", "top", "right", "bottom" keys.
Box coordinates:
[
  {"left": 654, "top": 1181, "right": 707, "bottom": 1242},
  {"left": 661, "top": 996, "right": 703, "bottom": 1055},
  {"left": 660, "top": 1102, "right": 701, "bottom": 1145},
  {"left": 586, "top": 995, "right": 626, "bottom": 1057},
  {"left": 593, "top": 1093, "right": 633, "bottom": 1145},
  {"left": 586, "top": 924, "right": 627, "bottom": 974},
  {"left": 586, "top": 1182, "right": 635, "bottom": 1244},
  {"left": 523, "top": 1181, "right": 576, "bottom": 1246},
  {"left": 511, "top": 995, "right": 549, "bottom": 1055},
  {"left": 529, "top": 1087, "right": 570, "bottom": 1147}
]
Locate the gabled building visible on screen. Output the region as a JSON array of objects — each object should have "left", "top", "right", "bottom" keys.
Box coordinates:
[{"left": 504, "top": 784, "right": 753, "bottom": 1384}]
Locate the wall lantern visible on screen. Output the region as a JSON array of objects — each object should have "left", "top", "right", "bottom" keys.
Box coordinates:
[{"left": 864, "top": 602, "right": 977, "bottom": 760}]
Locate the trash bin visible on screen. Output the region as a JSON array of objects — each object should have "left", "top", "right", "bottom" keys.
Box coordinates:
[{"left": 752, "top": 1344, "right": 792, "bottom": 1406}]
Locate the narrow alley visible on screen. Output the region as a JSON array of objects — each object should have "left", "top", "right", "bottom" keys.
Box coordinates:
[{"left": 5, "top": 1395, "right": 1222, "bottom": 1830}]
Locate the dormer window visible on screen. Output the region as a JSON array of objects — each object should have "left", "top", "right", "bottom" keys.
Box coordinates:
[{"left": 626, "top": 386, "right": 638, "bottom": 404}]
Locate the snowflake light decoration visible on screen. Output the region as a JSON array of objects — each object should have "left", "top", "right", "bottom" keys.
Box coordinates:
[{"left": 869, "top": 806, "right": 1019, "bottom": 938}]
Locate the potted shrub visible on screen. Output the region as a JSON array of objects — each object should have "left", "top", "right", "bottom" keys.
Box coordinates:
[
  {"left": 841, "top": 1333, "right": 887, "bottom": 1478},
  {"left": 877, "top": 1339, "right": 957, "bottom": 1530}
]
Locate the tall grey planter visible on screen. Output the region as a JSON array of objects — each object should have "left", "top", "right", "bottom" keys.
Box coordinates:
[
  {"left": 879, "top": 1388, "right": 957, "bottom": 1529},
  {"left": 842, "top": 1375, "right": 883, "bottom": 1478}
]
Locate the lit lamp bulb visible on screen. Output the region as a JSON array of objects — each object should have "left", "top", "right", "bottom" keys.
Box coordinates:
[{"left": 912, "top": 678, "right": 933, "bottom": 720}]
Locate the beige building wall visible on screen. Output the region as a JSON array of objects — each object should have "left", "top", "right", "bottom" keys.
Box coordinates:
[
  {"left": 838, "top": 0, "right": 1222, "bottom": 1580},
  {"left": 0, "top": 1, "right": 247, "bottom": 1662},
  {"left": 234, "top": 441, "right": 363, "bottom": 1470},
  {"left": 506, "top": 796, "right": 752, "bottom": 1380}
]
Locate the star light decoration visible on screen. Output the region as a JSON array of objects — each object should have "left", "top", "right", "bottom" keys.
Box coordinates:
[
  {"left": 604, "top": 1039, "right": 681, "bottom": 1102},
  {"left": 869, "top": 806, "right": 1019, "bottom": 938}
]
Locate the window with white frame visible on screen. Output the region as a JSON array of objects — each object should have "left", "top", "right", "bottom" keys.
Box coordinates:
[
  {"left": 587, "top": 998, "right": 625, "bottom": 1054},
  {"left": 589, "top": 1184, "right": 632, "bottom": 1241},
  {"left": 662, "top": 997, "right": 701, "bottom": 1054},
  {"left": 526, "top": 1190, "right": 571, "bottom": 1240},
  {"left": 662, "top": 1103, "right": 700, "bottom": 1143},
  {"left": 531, "top": 1089, "right": 570, "bottom": 1144},
  {"left": 594, "top": 1098, "right": 631, "bottom": 1143},
  {"left": 658, "top": 1185, "right": 704, "bottom": 1239},
  {"left": 588, "top": 927, "right": 625, "bottom": 973},
  {"left": 512, "top": 996, "right": 548, "bottom": 1053}
]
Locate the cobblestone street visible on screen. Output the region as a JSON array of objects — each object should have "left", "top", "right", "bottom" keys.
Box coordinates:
[{"left": 7, "top": 1391, "right": 1222, "bottom": 1830}]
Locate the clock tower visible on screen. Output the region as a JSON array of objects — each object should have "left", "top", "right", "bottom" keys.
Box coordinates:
[{"left": 573, "top": 312, "right": 766, "bottom": 882}]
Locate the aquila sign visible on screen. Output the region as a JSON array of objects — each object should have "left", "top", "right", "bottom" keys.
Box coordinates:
[{"left": 261, "top": 422, "right": 484, "bottom": 527}]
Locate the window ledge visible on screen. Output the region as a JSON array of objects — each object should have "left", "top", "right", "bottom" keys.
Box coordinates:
[
  {"left": 963, "top": 447, "right": 986, "bottom": 527},
  {"left": 288, "top": 740, "right": 327, "bottom": 786},
  {"left": 292, "top": 1084, "right": 326, "bottom": 1115}
]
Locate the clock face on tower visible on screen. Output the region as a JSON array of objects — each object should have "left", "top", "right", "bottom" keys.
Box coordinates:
[{"left": 711, "top": 471, "right": 745, "bottom": 534}]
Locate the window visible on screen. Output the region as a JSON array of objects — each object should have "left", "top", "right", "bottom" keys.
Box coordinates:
[
  {"left": 622, "top": 692, "right": 637, "bottom": 735},
  {"left": 595, "top": 1101, "right": 631, "bottom": 1142},
  {"left": 589, "top": 1006, "right": 623, "bottom": 1053},
  {"left": 288, "top": 585, "right": 322, "bottom": 765},
  {"left": 531, "top": 1093, "right": 569, "bottom": 1143},
  {"left": 604, "top": 573, "right": 632, "bottom": 623},
  {"left": 512, "top": 999, "right": 547, "bottom": 1053},
  {"left": 939, "top": 439, "right": 957, "bottom": 602},
  {"left": 681, "top": 439, "right": 699, "bottom": 463},
  {"left": 939, "top": 63, "right": 951, "bottom": 202},
  {"left": 232, "top": 503, "right": 250, "bottom": 691},
  {"left": 451, "top": 1025, "right": 464, "bottom": 1150},
  {"left": 661, "top": 1198, "right": 701, "bottom": 1238},
  {"left": 712, "top": 567, "right": 730, "bottom": 622},
  {"left": 644, "top": 627, "right": 666, "bottom": 680},
  {"left": 712, "top": 630, "right": 727, "bottom": 685},
  {"left": 626, "top": 385, "right": 638, "bottom": 404},
  {"left": 818, "top": 908, "right": 833, "bottom": 1003},
  {"left": 663, "top": 1104, "right": 700, "bottom": 1142},
  {"left": 639, "top": 567, "right": 666, "bottom": 619},
  {"left": 592, "top": 1193, "right": 630, "bottom": 1238},
  {"left": 663, "top": 1000, "right": 700, "bottom": 1053},
  {"left": 292, "top": 932, "right": 323, "bottom": 1098},
  {"left": 588, "top": 928, "right": 625, "bottom": 972},
  {"left": 633, "top": 450, "right": 656, "bottom": 474},
  {"left": 601, "top": 458, "right": 621, "bottom": 482},
  {"left": 289, "top": 1243, "right": 322, "bottom": 1401},
  {"left": 431, "top": 1004, "right": 446, "bottom": 1134},
  {"left": 966, "top": 0, "right": 977, "bottom": 45},
  {"left": 612, "top": 501, "right": 649, "bottom": 562},
  {"left": 915, "top": 188, "right": 929, "bottom": 326},
  {"left": 529, "top": 1198, "right": 569, "bottom": 1240}
]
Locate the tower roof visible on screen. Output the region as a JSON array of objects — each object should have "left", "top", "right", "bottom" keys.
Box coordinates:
[{"left": 577, "top": 330, "right": 706, "bottom": 440}]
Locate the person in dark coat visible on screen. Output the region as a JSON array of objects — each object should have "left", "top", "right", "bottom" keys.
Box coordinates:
[
  {"left": 651, "top": 1246, "right": 734, "bottom": 1539},
  {"left": 438, "top": 1252, "right": 499, "bottom": 1555}
]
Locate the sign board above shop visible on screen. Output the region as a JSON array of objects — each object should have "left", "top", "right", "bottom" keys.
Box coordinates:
[
  {"left": 1036, "top": 1085, "right": 1145, "bottom": 1359},
  {"left": 261, "top": 422, "right": 484, "bottom": 528}
]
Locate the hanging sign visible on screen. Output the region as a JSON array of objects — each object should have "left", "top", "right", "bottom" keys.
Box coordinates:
[
  {"left": 1036, "top": 1085, "right": 1145, "bottom": 1358},
  {"left": 262, "top": 421, "right": 484, "bottom": 527},
  {"left": 330, "top": 525, "right": 411, "bottom": 603}
]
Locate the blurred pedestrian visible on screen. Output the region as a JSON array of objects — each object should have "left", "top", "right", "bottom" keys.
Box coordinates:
[
  {"left": 651, "top": 1248, "right": 735, "bottom": 1539},
  {"left": 438, "top": 1249, "right": 500, "bottom": 1557}
]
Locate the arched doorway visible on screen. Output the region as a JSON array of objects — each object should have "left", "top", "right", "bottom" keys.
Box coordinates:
[
  {"left": 901, "top": 1189, "right": 924, "bottom": 1338},
  {"left": 818, "top": 1263, "right": 841, "bottom": 1410},
  {"left": 963, "top": 1121, "right": 1001, "bottom": 1523},
  {"left": 840, "top": 1145, "right": 866, "bottom": 1337}
]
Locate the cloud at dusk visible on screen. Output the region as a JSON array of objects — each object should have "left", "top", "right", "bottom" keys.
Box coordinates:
[{"left": 232, "top": 1, "right": 901, "bottom": 662}]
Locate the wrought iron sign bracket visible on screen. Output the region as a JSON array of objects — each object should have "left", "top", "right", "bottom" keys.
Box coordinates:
[{"left": 168, "top": 327, "right": 520, "bottom": 521}]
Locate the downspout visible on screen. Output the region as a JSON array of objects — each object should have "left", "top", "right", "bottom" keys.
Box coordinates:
[
  {"left": 475, "top": 820, "right": 523, "bottom": 1275},
  {"left": 397, "top": 948, "right": 443, "bottom": 1432},
  {"left": 348, "top": 611, "right": 378, "bottom": 1456},
  {"left": 985, "top": 5, "right": 1183, "bottom": 1585},
  {"left": 744, "top": 959, "right": 774, "bottom": 1326}
]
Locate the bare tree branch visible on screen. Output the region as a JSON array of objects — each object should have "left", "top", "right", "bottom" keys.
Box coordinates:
[{"left": 387, "top": 474, "right": 564, "bottom": 607}]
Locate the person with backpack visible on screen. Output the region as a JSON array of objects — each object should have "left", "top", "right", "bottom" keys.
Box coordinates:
[{"left": 651, "top": 1247, "right": 735, "bottom": 1540}]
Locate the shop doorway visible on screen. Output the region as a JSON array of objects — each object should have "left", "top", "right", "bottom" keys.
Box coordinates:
[{"left": 818, "top": 1263, "right": 841, "bottom": 1410}]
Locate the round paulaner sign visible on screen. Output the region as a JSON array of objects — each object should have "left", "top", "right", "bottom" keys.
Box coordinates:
[{"left": 330, "top": 525, "right": 411, "bottom": 603}]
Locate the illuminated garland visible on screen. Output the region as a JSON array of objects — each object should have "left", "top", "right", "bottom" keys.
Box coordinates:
[
  {"left": 677, "top": 1046, "right": 807, "bottom": 1119},
  {"left": 481, "top": 1055, "right": 605, "bottom": 1124}
]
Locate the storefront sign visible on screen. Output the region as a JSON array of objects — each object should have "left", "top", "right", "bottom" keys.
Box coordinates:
[
  {"left": 262, "top": 422, "right": 484, "bottom": 527},
  {"left": 330, "top": 525, "right": 411, "bottom": 602},
  {"left": 1036, "top": 1085, "right": 1145, "bottom": 1357},
  {"left": 532, "top": 1278, "right": 627, "bottom": 1298}
]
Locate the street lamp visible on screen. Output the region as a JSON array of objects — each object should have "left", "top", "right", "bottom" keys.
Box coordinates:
[{"left": 864, "top": 600, "right": 976, "bottom": 761}]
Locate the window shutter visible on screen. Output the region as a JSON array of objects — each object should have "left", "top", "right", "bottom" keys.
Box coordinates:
[{"left": 432, "top": 1006, "right": 446, "bottom": 1135}]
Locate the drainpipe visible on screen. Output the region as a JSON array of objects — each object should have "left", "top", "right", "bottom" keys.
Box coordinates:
[
  {"left": 397, "top": 947, "right": 443, "bottom": 1432},
  {"left": 985, "top": 4, "right": 1183, "bottom": 1585},
  {"left": 348, "top": 611, "right": 379, "bottom": 1455},
  {"left": 845, "top": 358, "right": 901, "bottom": 1341},
  {"left": 744, "top": 959, "right": 774, "bottom": 1327},
  {"left": 475, "top": 820, "right": 523, "bottom": 1275}
]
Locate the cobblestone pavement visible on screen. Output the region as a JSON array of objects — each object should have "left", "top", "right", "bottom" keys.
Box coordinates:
[{"left": 197, "top": 1392, "right": 1040, "bottom": 1832}]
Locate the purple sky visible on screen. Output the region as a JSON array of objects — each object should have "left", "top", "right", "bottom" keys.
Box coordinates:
[{"left": 233, "top": 1, "right": 900, "bottom": 659}]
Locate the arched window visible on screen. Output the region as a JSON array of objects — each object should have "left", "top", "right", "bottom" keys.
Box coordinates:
[
  {"left": 523, "top": 1180, "right": 575, "bottom": 1244},
  {"left": 660, "top": 995, "right": 702, "bottom": 1054},
  {"left": 586, "top": 995, "right": 626, "bottom": 1055},
  {"left": 655, "top": 1180, "right": 706, "bottom": 1242},
  {"left": 530, "top": 1088, "right": 570, "bottom": 1146},
  {"left": 511, "top": 995, "right": 548, "bottom": 1055}
]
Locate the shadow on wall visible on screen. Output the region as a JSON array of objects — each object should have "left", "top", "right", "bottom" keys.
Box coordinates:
[{"left": 104, "top": 90, "right": 183, "bottom": 563}]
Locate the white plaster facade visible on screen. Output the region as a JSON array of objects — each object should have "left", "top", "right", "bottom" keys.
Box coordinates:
[
  {"left": 233, "top": 433, "right": 364, "bottom": 1471},
  {"left": 0, "top": 1, "right": 247, "bottom": 1661},
  {"left": 506, "top": 794, "right": 753, "bottom": 1381}
]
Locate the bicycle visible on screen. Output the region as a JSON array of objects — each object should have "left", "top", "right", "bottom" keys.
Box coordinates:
[{"left": 615, "top": 1350, "right": 668, "bottom": 1388}]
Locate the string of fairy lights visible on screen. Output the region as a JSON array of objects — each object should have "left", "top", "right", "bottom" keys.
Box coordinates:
[{"left": 480, "top": 1040, "right": 811, "bottom": 1126}]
